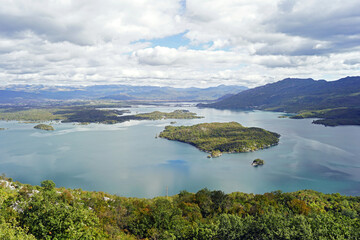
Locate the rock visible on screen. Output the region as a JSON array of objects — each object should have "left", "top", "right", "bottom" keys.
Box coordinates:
[
  {"left": 252, "top": 158, "right": 265, "bottom": 166},
  {"left": 210, "top": 150, "right": 222, "bottom": 158}
]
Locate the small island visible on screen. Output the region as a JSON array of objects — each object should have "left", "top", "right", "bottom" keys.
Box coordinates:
[
  {"left": 159, "top": 122, "right": 280, "bottom": 156},
  {"left": 136, "top": 110, "right": 203, "bottom": 120},
  {"left": 0, "top": 128, "right": 5, "bottom": 131},
  {"left": 34, "top": 124, "right": 55, "bottom": 131},
  {"left": 252, "top": 158, "right": 265, "bottom": 166}
]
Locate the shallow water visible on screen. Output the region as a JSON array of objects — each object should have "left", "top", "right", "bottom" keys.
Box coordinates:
[{"left": 1, "top": 106, "right": 359, "bottom": 198}]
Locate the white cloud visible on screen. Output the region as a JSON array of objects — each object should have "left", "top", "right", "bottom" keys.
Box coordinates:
[{"left": 0, "top": 0, "right": 359, "bottom": 88}]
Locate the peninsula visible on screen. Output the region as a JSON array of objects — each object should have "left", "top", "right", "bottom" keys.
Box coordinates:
[
  {"left": 0, "top": 105, "right": 203, "bottom": 124},
  {"left": 159, "top": 122, "right": 280, "bottom": 155}
]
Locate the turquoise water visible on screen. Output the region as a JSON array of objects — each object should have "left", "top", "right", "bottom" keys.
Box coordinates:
[{"left": 1, "top": 106, "right": 360, "bottom": 198}]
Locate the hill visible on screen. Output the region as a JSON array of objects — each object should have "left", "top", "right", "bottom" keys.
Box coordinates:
[
  {"left": 198, "top": 76, "right": 360, "bottom": 126},
  {"left": 159, "top": 122, "right": 280, "bottom": 155},
  {"left": 1, "top": 176, "right": 359, "bottom": 239}
]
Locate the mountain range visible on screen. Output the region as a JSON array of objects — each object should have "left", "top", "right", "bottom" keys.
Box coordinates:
[
  {"left": 0, "top": 84, "right": 247, "bottom": 103},
  {"left": 198, "top": 76, "right": 360, "bottom": 126},
  {"left": 198, "top": 76, "right": 360, "bottom": 112}
]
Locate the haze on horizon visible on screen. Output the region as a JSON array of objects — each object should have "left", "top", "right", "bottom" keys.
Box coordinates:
[{"left": 0, "top": 0, "right": 359, "bottom": 88}]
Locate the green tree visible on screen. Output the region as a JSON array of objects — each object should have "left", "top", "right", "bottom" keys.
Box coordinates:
[
  {"left": 40, "top": 180, "right": 55, "bottom": 191},
  {"left": 20, "top": 191, "right": 106, "bottom": 239}
]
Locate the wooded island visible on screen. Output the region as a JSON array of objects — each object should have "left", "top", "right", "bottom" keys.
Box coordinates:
[{"left": 159, "top": 122, "right": 280, "bottom": 155}]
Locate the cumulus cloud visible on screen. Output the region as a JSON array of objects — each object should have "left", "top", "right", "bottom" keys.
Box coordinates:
[{"left": 0, "top": 0, "right": 359, "bottom": 87}]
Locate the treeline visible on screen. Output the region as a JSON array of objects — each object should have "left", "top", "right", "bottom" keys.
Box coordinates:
[
  {"left": 159, "top": 122, "right": 280, "bottom": 153},
  {"left": 1, "top": 176, "right": 359, "bottom": 239}
]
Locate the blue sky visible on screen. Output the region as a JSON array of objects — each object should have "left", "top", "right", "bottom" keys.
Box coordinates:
[{"left": 0, "top": 0, "right": 359, "bottom": 87}]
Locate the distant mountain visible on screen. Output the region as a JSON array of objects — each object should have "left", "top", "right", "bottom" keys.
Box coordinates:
[
  {"left": 101, "top": 84, "right": 247, "bottom": 101},
  {"left": 198, "top": 76, "right": 360, "bottom": 112},
  {"left": 0, "top": 84, "right": 247, "bottom": 102},
  {"left": 0, "top": 90, "right": 40, "bottom": 103},
  {"left": 197, "top": 76, "right": 360, "bottom": 126}
]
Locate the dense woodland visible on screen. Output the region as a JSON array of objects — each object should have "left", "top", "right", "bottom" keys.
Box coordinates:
[
  {"left": 159, "top": 122, "right": 280, "bottom": 153},
  {"left": 1, "top": 176, "right": 360, "bottom": 239}
]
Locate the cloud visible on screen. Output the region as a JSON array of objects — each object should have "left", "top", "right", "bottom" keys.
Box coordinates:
[
  {"left": 0, "top": 0, "right": 184, "bottom": 45},
  {"left": 0, "top": 0, "right": 359, "bottom": 87}
]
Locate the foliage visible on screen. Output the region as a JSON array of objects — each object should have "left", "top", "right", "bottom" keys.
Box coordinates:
[
  {"left": 291, "top": 107, "right": 360, "bottom": 126},
  {"left": 34, "top": 124, "right": 54, "bottom": 131},
  {"left": 252, "top": 158, "right": 265, "bottom": 166},
  {"left": 0, "top": 109, "right": 62, "bottom": 121},
  {"left": 0, "top": 106, "right": 202, "bottom": 125},
  {"left": 0, "top": 221, "right": 36, "bottom": 240},
  {"left": 40, "top": 180, "right": 56, "bottom": 190},
  {"left": 1, "top": 178, "right": 360, "bottom": 239},
  {"left": 136, "top": 110, "right": 203, "bottom": 120},
  {"left": 20, "top": 190, "right": 106, "bottom": 239},
  {"left": 159, "top": 122, "right": 280, "bottom": 154}
]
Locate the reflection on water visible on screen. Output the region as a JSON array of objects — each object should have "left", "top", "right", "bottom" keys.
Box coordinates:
[{"left": 0, "top": 106, "right": 360, "bottom": 198}]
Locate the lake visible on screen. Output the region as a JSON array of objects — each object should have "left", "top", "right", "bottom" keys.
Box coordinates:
[{"left": 1, "top": 105, "right": 360, "bottom": 198}]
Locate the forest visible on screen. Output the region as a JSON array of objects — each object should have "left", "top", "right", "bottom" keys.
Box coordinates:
[
  {"left": 1, "top": 176, "right": 359, "bottom": 239},
  {"left": 0, "top": 105, "right": 202, "bottom": 124},
  {"left": 159, "top": 122, "right": 280, "bottom": 153}
]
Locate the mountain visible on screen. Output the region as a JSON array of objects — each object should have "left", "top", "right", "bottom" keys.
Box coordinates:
[
  {"left": 198, "top": 76, "right": 360, "bottom": 126},
  {"left": 101, "top": 84, "right": 247, "bottom": 101},
  {"left": 0, "top": 84, "right": 247, "bottom": 103},
  {"left": 198, "top": 76, "right": 360, "bottom": 112},
  {"left": 0, "top": 90, "right": 40, "bottom": 103}
]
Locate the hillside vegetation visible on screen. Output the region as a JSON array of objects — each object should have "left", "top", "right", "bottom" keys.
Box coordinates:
[
  {"left": 159, "top": 122, "right": 280, "bottom": 153},
  {"left": 1, "top": 176, "right": 360, "bottom": 239},
  {"left": 33, "top": 124, "right": 54, "bottom": 131},
  {"left": 198, "top": 76, "right": 360, "bottom": 126},
  {"left": 0, "top": 106, "right": 202, "bottom": 124},
  {"left": 136, "top": 110, "right": 203, "bottom": 120}
]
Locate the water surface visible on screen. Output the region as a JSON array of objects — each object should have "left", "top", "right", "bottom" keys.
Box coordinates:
[{"left": 0, "top": 106, "right": 359, "bottom": 198}]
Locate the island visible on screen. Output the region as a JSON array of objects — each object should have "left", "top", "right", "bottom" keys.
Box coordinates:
[
  {"left": 252, "top": 158, "right": 265, "bottom": 166},
  {"left": 34, "top": 124, "right": 54, "bottom": 131},
  {"left": 0, "top": 128, "right": 5, "bottom": 131},
  {"left": 159, "top": 122, "right": 280, "bottom": 156},
  {"left": 136, "top": 110, "right": 203, "bottom": 120},
  {"left": 0, "top": 105, "right": 203, "bottom": 124}
]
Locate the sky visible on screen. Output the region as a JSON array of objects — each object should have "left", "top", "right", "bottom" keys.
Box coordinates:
[{"left": 0, "top": 0, "right": 359, "bottom": 88}]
